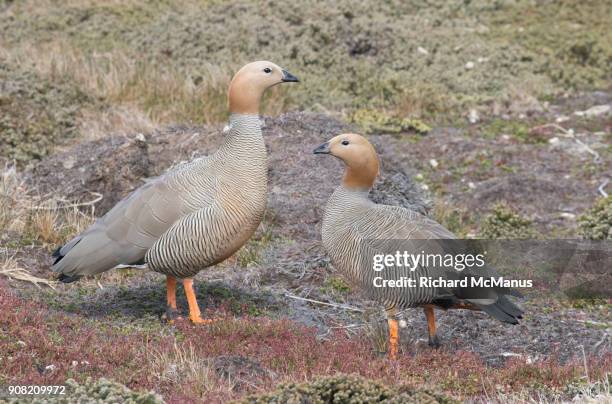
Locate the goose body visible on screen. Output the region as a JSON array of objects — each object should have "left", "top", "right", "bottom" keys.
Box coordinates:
[
  {"left": 315, "top": 133, "right": 522, "bottom": 358},
  {"left": 53, "top": 114, "right": 267, "bottom": 280},
  {"left": 322, "top": 187, "right": 455, "bottom": 309},
  {"left": 52, "top": 61, "right": 298, "bottom": 323}
]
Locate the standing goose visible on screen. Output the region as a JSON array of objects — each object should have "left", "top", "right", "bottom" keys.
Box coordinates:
[
  {"left": 313, "top": 134, "right": 523, "bottom": 359},
  {"left": 52, "top": 61, "right": 299, "bottom": 324}
]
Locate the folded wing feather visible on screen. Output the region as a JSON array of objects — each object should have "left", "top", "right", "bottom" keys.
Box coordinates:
[{"left": 52, "top": 157, "right": 216, "bottom": 279}]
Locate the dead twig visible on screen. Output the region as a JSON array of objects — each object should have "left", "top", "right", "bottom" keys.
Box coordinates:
[
  {"left": 284, "top": 293, "right": 364, "bottom": 312},
  {"left": 534, "top": 123, "right": 601, "bottom": 163},
  {"left": 30, "top": 192, "right": 103, "bottom": 211},
  {"left": 598, "top": 179, "right": 609, "bottom": 198},
  {"left": 0, "top": 268, "right": 57, "bottom": 290},
  {"left": 581, "top": 345, "right": 590, "bottom": 383}
]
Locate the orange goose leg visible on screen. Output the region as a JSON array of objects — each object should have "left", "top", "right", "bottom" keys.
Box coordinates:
[
  {"left": 424, "top": 305, "right": 441, "bottom": 348},
  {"left": 183, "top": 278, "right": 217, "bottom": 324},
  {"left": 166, "top": 276, "right": 177, "bottom": 309},
  {"left": 387, "top": 317, "right": 399, "bottom": 360},
  {"left": 165, "top": 276, "right": 180, "bottom": 323}
]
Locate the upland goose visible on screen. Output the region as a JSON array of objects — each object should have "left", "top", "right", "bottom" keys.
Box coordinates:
[
  {"left": 52, "top": 61, "right": 299, "bottom": 323},
  {"left": 314, "top": 134, "right": 522, "bottom": 359}
]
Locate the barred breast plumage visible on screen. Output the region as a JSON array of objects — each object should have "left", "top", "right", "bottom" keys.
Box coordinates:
[{"left": 145, "top": 114, "right": 268, "bottom": 279}]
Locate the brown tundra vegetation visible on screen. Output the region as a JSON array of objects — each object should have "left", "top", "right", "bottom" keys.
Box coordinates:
[{"left": 1, "top": 0, "right": 610, "bottom": 402}]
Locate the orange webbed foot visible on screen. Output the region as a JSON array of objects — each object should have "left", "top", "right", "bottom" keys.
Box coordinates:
[{"left": 189, "top": 315, "right": 220, "bottom": 325}]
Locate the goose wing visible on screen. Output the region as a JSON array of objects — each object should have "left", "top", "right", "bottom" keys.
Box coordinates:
[
  {"left": 351, "top": 204, "right": 522, "bottom": 322},
  {"left": 52, "top": 157, "right": 217, "bottom": 281}
]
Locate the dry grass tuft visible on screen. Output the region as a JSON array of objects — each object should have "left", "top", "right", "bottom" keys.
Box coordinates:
[
  {"left": 0, "top": 252, "right": 56, "bottom": 289},
  {"left": 0, "top": 165, "right": 94, "bottom": 248},
  {"left": 1, "top": 41, "right": 292, "bottom": 141},
  {"left": 0, "top": 165, "right": 26, "bottom": 233},
  {"left": 152, "top": 342, "right": 234, "bottom": 399}
]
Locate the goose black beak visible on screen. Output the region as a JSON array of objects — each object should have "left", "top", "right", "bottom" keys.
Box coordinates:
[
  {"left": 313, "top": 142, "right": 330, "bottom": 154},
  {"left": 281, "top": 69, "right": 299, "bottom": 83}
]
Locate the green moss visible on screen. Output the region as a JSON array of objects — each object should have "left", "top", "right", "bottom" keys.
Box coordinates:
[
  {"left": 5, "top": 377, "right": 164, "bottom": 403},
  {"left": 0, "top": 63, "right": 96, "bottom": 165},
  {"left": 482, "top": 119, "right": 542, "bottom": 143},
  {"left": 324, "top": 276, "right": 351, "bottom": 294},
  {"left": 478, "top": 204, "right": 539, "bottom": 239},
  {"left": 434, "top": 205, "right": 472, "bottom": 238},
  {"left": 242, "top": 374, "right": 456, "bottom": 404},
  {"left": 567, "top": 298, "right": 610, "bottom": 310},
  {"left": 578, "top": 196, "right": 612, "bottom": 240},
  {"left": 485, "top": 2, "right": 611, "bottom": 89},
  {"left": 351, "top": 109, "right": 431, "bottom": 135}
]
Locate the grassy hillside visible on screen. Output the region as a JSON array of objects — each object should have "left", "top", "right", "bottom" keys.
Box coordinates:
[{"left": 1, "top": 0, "right": 610, "bottom": 162}]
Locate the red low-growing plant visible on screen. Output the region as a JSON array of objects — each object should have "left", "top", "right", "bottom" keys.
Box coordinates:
[{"left": 1, "top": 279, "right": 609, "bottom": 403}]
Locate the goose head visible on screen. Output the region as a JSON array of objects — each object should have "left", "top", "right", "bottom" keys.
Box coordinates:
[
  {"left": 228, "top": 61, "right": 298, "bottom": 115},
  {"left": 314, "top": 133, "right": 380, "bottom": 191}
]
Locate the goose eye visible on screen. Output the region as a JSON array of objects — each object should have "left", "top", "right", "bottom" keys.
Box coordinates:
[
  {"left": 263, "top": 67, "right": 272, "bottom": 74},
  {"left": 341, "top": 140, "right": 349, "bottom": 146}
]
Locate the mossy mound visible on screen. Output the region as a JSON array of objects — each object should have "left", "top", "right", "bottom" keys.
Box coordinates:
[
  {"left": 0, "top": 63, "right": 95, "bottom": 165},
  {"left": 241, "top": 374, "right": 456, "bottom": 404},
  {"left": 578, "top": 196, "right": 612, "bottom": 240},
  {"left": 478, "top": 204, "right": 539, "bottom": 239},
  {"left": 351, "top": 109, "right": 431, "bottom": 135},
  {"left": 4, "top": 378, "right": 164, "bottom": 403}
]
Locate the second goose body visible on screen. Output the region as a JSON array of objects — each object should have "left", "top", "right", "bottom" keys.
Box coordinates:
[{"left": 314, "top": 133, "right": 523, "bottom": 359}]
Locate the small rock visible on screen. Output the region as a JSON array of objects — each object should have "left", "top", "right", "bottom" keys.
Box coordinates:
[
  {"left": 414, "top": 173, "right": 424, "bottom": 181},
  {"left": 468, "top": 182, "right": 476, "bottom": 190},
  {"left": 502, "top": 134, "right": 511, "bottom": 140},
  {"left": 429, "top": 159, "right": 439, "bottom": 168},
  {"left": 45, "top": 364, "right": 56, "bottom": 372},
  {"left": 72, "top": 360, "right": 78, "bottom": 367},
  {"left": 399, "top": 319, "right": 407, "bottom": 328},
  {"left": 573, "top": 104, "right": 610, "bottom": 118},
  {"left": 559, "top": 212, "right": 576, "bottom": 220},
  {"left": 134, "top": 133, "right": 146, "bottom": 143},
  {"left": 62, "top": 156, "right": 76, "bottom": 170},
  {"left": 465, "top": 61, "right": 475, "bottom": 70},
  {"left": 468, "top": 109, "right": 480, "bottom": 124},
  {"left": 417, "top": 46, "right": 428, "bottom": 55},
  {"left": 16, "top": 340, "right": 26, "bottom": 347},
  {"left": 477, "top": 57, "right": 489, "bottom": 63},
  {"left": 500, "top": 352, "right": 522, "bottom": 358},
  {"left": 549, "top": 137, "right": 560, "bottom": 145},
  {"left": 421, "top": 184, "right": 429, "bottom": 191},
  {"left": 555, "top": 115, "right": 570, "bottom": 123}
]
